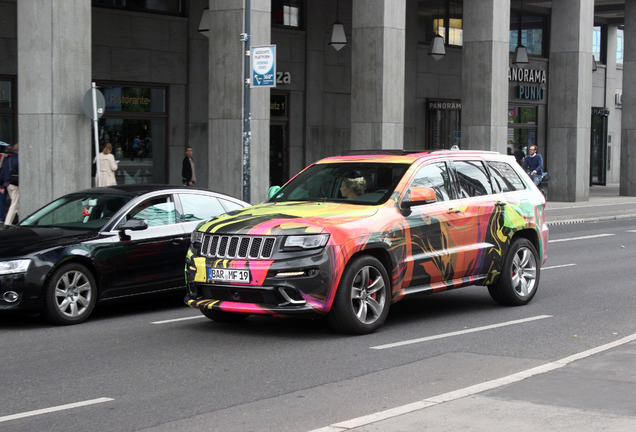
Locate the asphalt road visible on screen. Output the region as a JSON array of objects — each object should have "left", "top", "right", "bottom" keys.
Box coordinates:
[{"left": 1, "top": 218, "right": 635, "bottom": 432}]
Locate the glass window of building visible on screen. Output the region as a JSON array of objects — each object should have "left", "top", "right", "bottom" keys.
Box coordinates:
[
  {"left": 92, "top": 0, "right": 183, "bottom": 15},
  {"left": 509, "top": 12, "right": 546, "bottom": 56},
  {"left": 417, "top": 0, "right": 463, "bottom": 47},
  {"left": 617, "top": 28, "right": 624, "bottom": 66},
  {"left": 96, "top": 85, "right": 168, "bottom": 185},
  {"left": 0, "top": 78, "right": 15, "bottom": 145},
  {"left": 272, "top": 0, "right": 301, "bottom": 28},
  {"left": 593, "top": 26, "right": 602, "bottom": 62}
]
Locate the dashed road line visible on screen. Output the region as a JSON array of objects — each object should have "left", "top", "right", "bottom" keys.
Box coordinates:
[
  {"left": 370, "top": 315, "right": 552, "bottom": 350},
  {"left": 0, "top": 398, "right": 114, "bottom": 423},
  {"left": 549, "top": 233, "right": 614, "bottom": 243},
  {"left": 152, "top": 315, "right": 206, "bottom": 324}
]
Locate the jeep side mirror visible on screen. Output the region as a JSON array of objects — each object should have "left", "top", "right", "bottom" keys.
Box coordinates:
[
  {"left": 268, "top": 185, "right": 282, "bottom": 199},
  {"left": 402, "top": 186, "right": 437, "bottom": 208}
]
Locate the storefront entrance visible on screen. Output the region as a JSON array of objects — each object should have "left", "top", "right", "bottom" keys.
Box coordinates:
[
  {"left": 95, "top": 84, "right": 168, "bottom": 184},
  {"left": 426, "top": 99, "right": 462, "bottom": 150},
  {"left": 270, "top": 93, "right": 290, "bottom": 187},
  {"left": 591, "top": 108, "right": 609, "bottom": 186}
]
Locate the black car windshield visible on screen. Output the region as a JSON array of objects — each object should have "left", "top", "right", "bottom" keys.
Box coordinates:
[
  {"left": 20, "top": 193, "right": 133, "bottom": 231},
  {"left": 269, "top": 162, "right": 410, "bottom": 205}
]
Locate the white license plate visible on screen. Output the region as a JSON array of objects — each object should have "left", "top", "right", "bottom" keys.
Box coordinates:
[{"left": 208, "top": 268, "right": 250, "bottom": 283}]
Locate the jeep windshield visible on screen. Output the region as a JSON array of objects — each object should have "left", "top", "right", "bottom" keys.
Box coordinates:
[{"left": 269, "top": 162, "right": 410, "bottom": 205}]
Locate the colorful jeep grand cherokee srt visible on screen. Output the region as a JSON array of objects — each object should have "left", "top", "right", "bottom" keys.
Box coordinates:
[{"left": 185, "top": 150, "right": 548, "bottom": 334}]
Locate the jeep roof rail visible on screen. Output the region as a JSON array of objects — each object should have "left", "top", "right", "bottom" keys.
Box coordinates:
[{"left": 341, "top": 149, "right": 427, "bottom": 156}]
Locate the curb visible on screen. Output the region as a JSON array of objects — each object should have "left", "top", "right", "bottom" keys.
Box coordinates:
[{"left": 547, "top": 213, "right": 636, "bottom": 226}]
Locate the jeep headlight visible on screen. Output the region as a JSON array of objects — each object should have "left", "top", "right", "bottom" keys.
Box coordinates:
[
  {"left": 0, "top": 259, "right": 31, "bottom": 275},
  {"left": 283, "top": 234, "right": 329, "bottom": 250}
]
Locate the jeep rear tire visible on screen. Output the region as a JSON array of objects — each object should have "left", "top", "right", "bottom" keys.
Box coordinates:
[{"left": 488, "top": 238, "right": 540, "bottom": 306}]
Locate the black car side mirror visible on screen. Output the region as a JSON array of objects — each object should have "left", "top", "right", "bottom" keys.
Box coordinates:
[
  {"left": 117, "top": 218, "right": 148, "bottom": 241},
  {"left": 119, "top": 218, "right": 148, "bottom": 232}
]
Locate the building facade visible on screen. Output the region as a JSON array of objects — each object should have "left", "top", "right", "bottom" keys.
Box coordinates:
[{"left": 0, "top": 0, "right": 632, "bottom": 218}]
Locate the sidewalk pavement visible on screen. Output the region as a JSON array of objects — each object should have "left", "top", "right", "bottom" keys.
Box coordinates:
[
  {"left": 312, "top": 184, "right": 636, "bottom": 432},
  {"left": 546, "top": 183, "right": 636, "bottom": 225}
]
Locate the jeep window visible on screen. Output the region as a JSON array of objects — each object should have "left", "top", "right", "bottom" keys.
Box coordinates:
[
  {"left": 405, "top": 162, "right": 455, "bottom": 202},
  {"left": 271, "top": 162, "right": 410, "bottom": 205},
  {"left": 487, "top": 161, "right": 527, "bottom": 193},
  {"left": 454, "top": 161, "right": 493, "bottom": 198}
]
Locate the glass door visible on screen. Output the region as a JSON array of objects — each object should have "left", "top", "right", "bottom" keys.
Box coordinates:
[{"left": 590, "top": 108, "right": 608, "bottom": 185}]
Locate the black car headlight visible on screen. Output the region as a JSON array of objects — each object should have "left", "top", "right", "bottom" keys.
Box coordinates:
[
  {"left": 0, "top": 259, "right": 31, "bottom": 275},
  {"left": 283, "top": 234, "right": 329, "bottom": 251},
  {"left": 190, "top": 230, "right": 204, "bottom": 245}
]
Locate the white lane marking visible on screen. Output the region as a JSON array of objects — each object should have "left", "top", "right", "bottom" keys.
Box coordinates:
[
  {"left": 152, "top": 315, "right": 206, "bottom": 324},
  {"left": 370, "top": 315, "right": 552, "bottom": 350},
  {"left": 0, "top": 398, "right": 114, "bottom": 424},
  {"left": 310, "top": 333, "right": 636, "bottom": 432},
  {"left": 543, "top": 263, "right": 577, "bottom": 270},
  {"left": 549, "top": 233, "right": 614, "bottom": 243},
  {"left": 627, "top": 230, "right": 636, "bottom": 233}
]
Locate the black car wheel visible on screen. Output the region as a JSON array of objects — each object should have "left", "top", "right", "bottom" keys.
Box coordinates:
[
  {"left": 43, "top": 263, "right": 97, "bottom": 325},
  {"left": 488, "top": 238, "right": 540, "bottom": 306},
  {"left": 328, "top": 255, "right": 390, "bottom": 334},
  {"left": 202, "top": 308, "right": 249, "bottom": 322}
]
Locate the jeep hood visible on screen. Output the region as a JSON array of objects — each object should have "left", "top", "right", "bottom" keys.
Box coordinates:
[{"left": 197, "top": 201, "right": 380, "bottom": 236}]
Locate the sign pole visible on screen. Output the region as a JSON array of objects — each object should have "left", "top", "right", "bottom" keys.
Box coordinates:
[
  {"left": 242, "top": 0, "right": 251, "bottom": 203},
  {"left": 91, "top": 82, "right": 101, "bottom": 186}
]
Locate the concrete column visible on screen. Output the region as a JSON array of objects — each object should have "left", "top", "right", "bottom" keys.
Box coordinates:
[
  {"left": 461, "top": 0, "right": 509, "bottom": 153},
  {"left": 547, "top": 0, "right": 594, "bottom": 201},
  {"left": 17, "top": 0, "right": 92, "bottom": 216},
  {"left": 207, "top": 0, "right": 270, "bottom": 203},
  {"left": 620, "top": 1, "right": 636, "bottom": 196},
  {"left": 351, "top": 0, "right": 405, "bottom": 150},
  {"left": 304, "top": 1, "right": 326, "bottom": 165}
]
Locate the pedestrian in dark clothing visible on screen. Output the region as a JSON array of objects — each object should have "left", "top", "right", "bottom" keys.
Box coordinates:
[
  {"left": 0, "top": 143, "right": 19, "bottom": 225},
  {"left": 521, "top": 145, "right": 543, "bottom": 186},
  {"left": 181, "top": 146, "right": 196, "bottom": 186}
]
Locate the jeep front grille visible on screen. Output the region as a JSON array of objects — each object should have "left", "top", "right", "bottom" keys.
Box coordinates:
[{"left": 201, "top": 235, "right": 277, "bottom": 260}]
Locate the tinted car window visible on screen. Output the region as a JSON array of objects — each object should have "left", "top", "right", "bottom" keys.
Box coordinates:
[
  {"left": 179, "top": 194, "right": 226, "bottom": 221},
  {"left": 454, "top": 161, "right": 493, "bottom": 198},
  {"left": 21, "top": 193, "right": 133, "bottom": 230},
  {"left": 406, "top": 162, "right": 454, "bottom": 202},
  {"left": 127, "top": 196, "right": 177, "bottom": 227},
  {"left": 487, "top": 161, "right": 527, "bottom": 193}
]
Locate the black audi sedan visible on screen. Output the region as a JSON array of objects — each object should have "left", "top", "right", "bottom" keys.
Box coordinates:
[{"left": 0, "top": 185, "right": 249, "bottom": 324}]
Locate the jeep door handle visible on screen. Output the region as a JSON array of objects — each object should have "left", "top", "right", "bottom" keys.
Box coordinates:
[
  {"left": 495, "top": 201, "right": 507, "bottom": 207},
  {"left": 447, "top": 208, "right": 462, "bottom": 214}
]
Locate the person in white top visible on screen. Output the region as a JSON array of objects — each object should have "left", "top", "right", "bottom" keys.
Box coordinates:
[{"left": 95, "top": 142, "right": 118, "bottom": 186}]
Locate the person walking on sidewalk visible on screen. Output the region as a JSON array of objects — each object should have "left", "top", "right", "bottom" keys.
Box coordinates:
[
  {"left": 0, "top": 143, "right": 19, "bottom": 225},
  {"left": 521, "top": 144, "right": 544, "bottom": 186},
  {"left": 95, "top": 142, "right": 118, "bottom": 186},
  {"left": 181, "top": 146, "right": 196, "bottom": 187},
  {"left": 0, "top": 144, "right": 11, "bottom": 222}
]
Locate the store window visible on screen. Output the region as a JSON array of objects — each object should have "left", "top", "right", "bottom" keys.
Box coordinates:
[
  {"left": 426, "top": 99, "right": 461, "bottom": 150},
  {"left": 0, "top": 78, "right": 15, "bottom": 145},
  {"left": 272, "top": 0, "right": 301, "bottom": 28},
  {"left": 507, "top": 106, "right": 537, "bottom": 165},
  {"left": 96, "top": 85, "right": 168, "bottom": 185},
  {"left": 92, "top": 0, "right": 183, "bottom": 15}
]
